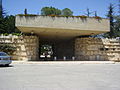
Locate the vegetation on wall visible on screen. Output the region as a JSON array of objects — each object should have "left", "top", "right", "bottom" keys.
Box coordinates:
[
  {"left": 17, "top": 14, "right": 38, "bottom": 17},
  {"left": 93, "top": 16, "right": 102, "bottom": 20},
  {"left": 0, "top": 44, "right": 16, "bottom": 55}
]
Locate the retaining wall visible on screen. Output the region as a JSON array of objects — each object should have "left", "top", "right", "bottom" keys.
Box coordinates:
[
  {"left": 75, "top": 38, "right": 120, "bottom": 61},
  {"left": 0, "top": 35, "right": 39, "bottom": 61},
  {"left": 0, "top": 35, "right": 120, "bottom": 61}
]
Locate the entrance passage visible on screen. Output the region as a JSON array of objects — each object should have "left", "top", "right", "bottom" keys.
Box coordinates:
[
  {"left": 40, "top": 44, "right": 53, "bottom": 60},
  {"left": 39, "top": 39, "right": 75, "bottom": 61}
]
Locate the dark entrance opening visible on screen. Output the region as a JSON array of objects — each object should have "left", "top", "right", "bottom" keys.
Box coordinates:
[
  {"left": 39, "top": 38, "right": 75, "bottom": 61},
  {"left": 39, "top": 44, "right": 53, "bottom": 61}
]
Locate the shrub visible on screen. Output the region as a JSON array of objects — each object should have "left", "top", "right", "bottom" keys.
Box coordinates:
[
  {"left": 3, "top": 33, "right": 9, "bottom": 36},
  {"left": 0, "top": 44, "right": 16, "bottom": 55},
  {"left": 76, "top": 15, "right": 87, "bottom": 18},
  {"left": 17, "top": 14, "right": 37, "bottom": 16},
  {"left": 12, "top": 33, "right": 22, "bottom": 36},
  {"left": 93, "top": 16, "right": 102, "bottom": 20}
]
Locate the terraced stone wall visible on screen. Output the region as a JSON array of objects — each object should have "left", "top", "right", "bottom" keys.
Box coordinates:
[
  {"left": 0, "top": 35, "right": 39, "bottom": 61},
  {"left": 75, "top": 38, "right": 120, "bottom": 61}
]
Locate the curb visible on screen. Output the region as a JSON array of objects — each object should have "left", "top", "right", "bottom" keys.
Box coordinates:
[{"left": 12, "top": 61, "right": 116, "bottom": 64}]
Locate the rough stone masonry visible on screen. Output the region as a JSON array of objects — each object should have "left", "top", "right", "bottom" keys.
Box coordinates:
[{"left": 0, "top": 35, "right": 120, "bottom": 61}]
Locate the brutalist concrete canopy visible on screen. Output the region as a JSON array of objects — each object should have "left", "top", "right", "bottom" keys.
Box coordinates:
[{"left": 16, "top": 15, "right": 110, "bottom": 39}]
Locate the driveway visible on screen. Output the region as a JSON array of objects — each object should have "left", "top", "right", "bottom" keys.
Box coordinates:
[{"left": 0, "top": 62, "right": 120, "bottom": 90}]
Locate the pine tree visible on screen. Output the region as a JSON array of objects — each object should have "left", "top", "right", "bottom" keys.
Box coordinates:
[
  {"left": 0, "top": 0, "right": 3, "bottom": 18},
  {"left": 24, "top": 8, "right": 27, "bottom": 15},
  {"left": 107, "top": 3, "right": 114, "bottom": 38}
]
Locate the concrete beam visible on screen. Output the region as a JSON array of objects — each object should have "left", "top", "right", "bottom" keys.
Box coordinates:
[{"left": 16, "top": 15, "right": 110, "bottom": 39}]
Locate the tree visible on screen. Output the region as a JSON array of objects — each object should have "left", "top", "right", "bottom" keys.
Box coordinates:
[
  {"left": 104, "top": 3, "right": 120, "bottom": 38},
  {"left": 0, "top": 0, "right": 6, "bottom": 33},
  {"left": 94, "top": 11, "right": 97, "bottom": 17},
  {"left": 118, "top": 0, "right": 120, "bottom": 14},
  {"left": 106, "top": 3, "right": 115, "bottom": 38},
  {"left": 114, "top": 15, "right": 120, "bottom": 37},
  {"left": 112, "top": 0, "right": 120, "bottom": 37},
  {"left": 0, "top": 17, "right": 5, "bottom": 33},
  {"left": 0, "top": 15, "right": 20, "bottom": 34},
  {"left": 84, "top": 8, "right": 93, "bottom": 17},
  {"left": 5, "top": 15, "right": 21, "bottom": 33},
  {"left": 41, "top": 7, "right": 61, "bottom": 15},
  {"left": 24, "top": 8, "right": 27, "bottom": 15},
  {"left": 61, "top": 8, "right": 73, "bottom": 16},
  {"left": 0, "top": 0, "right": 20, "bottom": 34},
  {"left": 0, "top": 0, "right": 5, "bottom": 18},
  {"left": 0, "top": 0, "right": 3, "bottom": 18}
]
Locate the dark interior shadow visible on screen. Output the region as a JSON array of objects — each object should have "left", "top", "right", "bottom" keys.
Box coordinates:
[{"left": 0, "top": 65, "right": 14, "bottom": 68}]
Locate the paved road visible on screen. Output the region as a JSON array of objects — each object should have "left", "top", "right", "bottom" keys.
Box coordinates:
[{"left": 0, "top": 63, "right": 120, "bottom": 90}]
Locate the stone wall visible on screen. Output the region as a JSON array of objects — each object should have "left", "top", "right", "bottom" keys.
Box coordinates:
[
  {"left": 0, "top": 35, "right": 39, "bottom": 61},
  {"left": 102, "top": 38, "right": 120, "bottom": 61},
  {"left": 0, "top": 35, "right": 120, "bottom": 61},
  {"left": 75, "top": 38, "right": 120, "bottom": 61}
]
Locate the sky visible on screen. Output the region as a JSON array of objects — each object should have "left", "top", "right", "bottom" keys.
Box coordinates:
[{"left": 3, "top": 0, "right": 119, "bottom": 17}]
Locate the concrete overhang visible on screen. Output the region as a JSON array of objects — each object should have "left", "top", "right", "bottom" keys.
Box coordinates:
[{"left": 16, "top": 15, "right": 110, "bottom": 40}]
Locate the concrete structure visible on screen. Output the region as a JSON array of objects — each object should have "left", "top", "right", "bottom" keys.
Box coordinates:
[
  {"left": 2, "top": 15, "right": 119, "bottom": 61},
  {"left": 14, "top": 15, "right": 113, "bottom": 61},
  {"left": 0, "top": 14, "right": 119, "bottom": 61},
  {"left": 16, "top": 15, "right": 109, "bottom": 40}
]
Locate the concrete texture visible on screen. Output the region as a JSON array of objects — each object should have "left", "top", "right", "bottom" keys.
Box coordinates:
[
  {"left": 16, "top": 16, "right": 109, "bottom": 39},
  {"left": 0, "top": 62, "right": 120, "bottom": 90},
  {"left": 16, "top": 16, "right": 109, "bottom": 32}
]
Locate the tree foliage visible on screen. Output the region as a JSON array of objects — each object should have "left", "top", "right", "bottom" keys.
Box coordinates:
[
  {"left": 0, "top": 15, "right": 20, "bottom": 34},
  {"left": 114, "top": 15, "right": 120, "bottom": 37},
  {"left": 0, "top": 0, "right": 20, "bottom": 34},
  {"left": 107, "top": 4, "right": 114, "bottom": 38},
  {"left": 41, "top": 7, "right": 61, "bottom": 15},
  {"left": 104, "top": 3, "right": 120, "bottom": 38},
  {"left": 24, "top": 8, "right": 27, "bottom": 15},
  {"left": 62, "top": 8, "right": 73, "bottom": 16},
  {"left": 0, "top": 0, "right": 3, "bottom": 18}
]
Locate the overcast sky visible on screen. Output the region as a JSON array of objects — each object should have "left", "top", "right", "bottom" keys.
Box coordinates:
[{"left": 3, "top": 0, "right": 119, "bottom": 17}]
